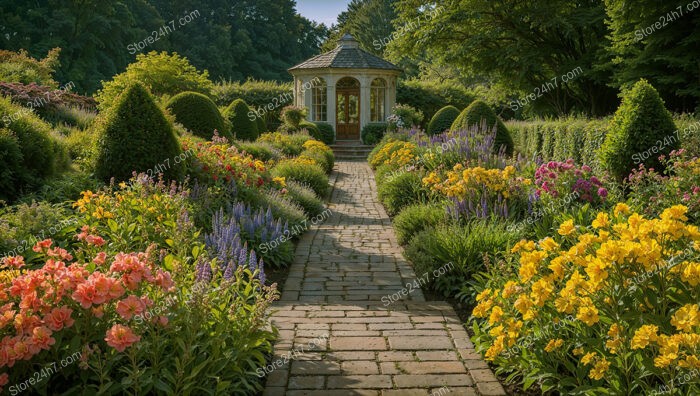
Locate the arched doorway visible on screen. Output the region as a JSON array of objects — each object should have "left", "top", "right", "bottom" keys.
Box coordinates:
[{"left": 336, "top": 77, "right": 360, "bottom": 140}]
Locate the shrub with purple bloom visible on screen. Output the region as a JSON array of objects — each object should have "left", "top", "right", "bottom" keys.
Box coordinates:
[{"left": 535, "top": 160, "right": 607, "bottom": 206}]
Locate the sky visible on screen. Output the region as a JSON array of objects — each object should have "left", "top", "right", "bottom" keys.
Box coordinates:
[{"left": 296, "top": 0, "right": 352, "bottom": 26}]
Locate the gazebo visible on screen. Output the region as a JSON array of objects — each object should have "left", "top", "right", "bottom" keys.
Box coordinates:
[{"left": 289, "top": 33, "right": 402, "bottom": 141}]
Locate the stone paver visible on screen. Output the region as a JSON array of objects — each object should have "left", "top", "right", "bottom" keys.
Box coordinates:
[{"left": 265, "top": 161, "right": 504, "bottom": 395}]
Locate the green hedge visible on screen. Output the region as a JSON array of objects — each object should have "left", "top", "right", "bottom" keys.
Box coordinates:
[
  {"left": 313, "top": 122, "right": 335, "bottom": 145},
  {"left": 362, "top": 123, "right": 388, "bottom": 145},
  {"left": 507, "top": 115, "right": 697, "bottom": 169},
  {"left": 224, "top": 99, "right": 259, "bottom": 141},
  {"left": 397, "top": 80, "right": 475, "bottom": 127},
  {"left": 212, "top": 80, "right": 293, "bottom": 129}
]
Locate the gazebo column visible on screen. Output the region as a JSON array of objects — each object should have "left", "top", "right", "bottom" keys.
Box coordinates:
[
  {"left": 327, "top": 75, "right": 336, "bottom": 132},
  {"left": 359, "top": 75, "right": 371, "bottom": 137},
  {"left": 387, "top": 76, "right": 397, "bottom": 118},
  {"left": 302, "top": 78, "right": 313, "bottom": 120}
]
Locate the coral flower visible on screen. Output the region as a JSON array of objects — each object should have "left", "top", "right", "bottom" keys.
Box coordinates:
[
  {"left": 44, "top": 306, "right": 74, "bottom": 331},
  {"left": 86, "top": 235, "right": 106, "bottom": 247},
  {"left": 105, "top": 324, "right": 141, "bottom": 352},
  {"left": 31, "top": 326, "right": 55, "bottom": 351},
  {"left": 72, "top": 282, "right": 98, "bottom": 309},
  {"left": 1, "top": 256, "right": 25, "bottom": 269},
  {"left": 116, "top": 295, "right": 146, "bottom": 320},
  {"left": 93, "top": 252, "right": 107, "bottom": 266}
]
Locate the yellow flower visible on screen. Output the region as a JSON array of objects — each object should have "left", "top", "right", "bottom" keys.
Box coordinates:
[
  {"left": 589, "top": 358, "right": 610, "bottom": 380},
  {"left": 614, "top": 203, "right": 630, "bottom": 216},
  {"left": 573, "top": 347, "right": 585, "bottom": 356},
  {"left": 671, "top": 304, "right": 700, "bottom": 332},
  {"left": 488, "top": 306, "right": 504, "bottom": 325},
  {"left": 581, "top": 352, "right": 597, "bottom": 365},
  {"left": 654, "top": 353, "right": 678, "bottom": 368},
  {"left": 660, "top": 205, "right": 688, "bottom": 222},
  {"left": 558, "top": 219, "right": 576, "bottom": 236},
  {"left": 679, "top": 355, "right": 700, "bottom": 369},
  {"left": 631, "top": 325, "right": 659, "bottom": 349},
  {"left": 681, "top": 262, "right": 700, "bottom": 286},
  {"left": 576, "top": 304, "right": 600, "bottom": 326},
  {"left": 592, "top": 212, "right": 610, "bottom": 229},
  {"left": 485, "top": 336, "right": 505, "bottom": 361},
  {"left": 539, "top": 237, "right": 559, "bottom": 252},
  {"left": 273, "top": 176, "right": 287, "bottom": 187},
  {"left": 501, "top": 281, "right": 519, "bottom": 298},
  {"left": 544, "top": 338, "right": 564, "bottom": 352}
]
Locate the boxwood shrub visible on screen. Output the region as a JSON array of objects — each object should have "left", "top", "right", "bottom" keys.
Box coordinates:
[
  {"left": 362, "top": 123, "right": 388, "bottom": 145},
  {"left": 166, "top": 91, "right": 230, "bottom": 140}
]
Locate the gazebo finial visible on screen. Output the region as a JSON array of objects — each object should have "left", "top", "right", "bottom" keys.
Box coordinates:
[{"left": 339, "top": 33, "right": 360, "bottom": 49}]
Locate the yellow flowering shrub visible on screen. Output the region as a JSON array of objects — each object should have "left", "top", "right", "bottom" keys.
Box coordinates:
[
  {"left": 471, "top": 204, "right": 700, "bottom": 394},
  {"left": 369, "top": 140, "right": 418, "bottom": 169}
]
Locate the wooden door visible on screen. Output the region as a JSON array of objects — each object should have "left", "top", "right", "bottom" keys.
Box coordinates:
[{"left": 336, "top": 89, "right": 360, "bottom": 140}]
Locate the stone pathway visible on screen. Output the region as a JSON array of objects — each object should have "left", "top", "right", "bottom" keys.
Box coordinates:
[{"left": 264, "top": 161, "right": 505, "bottom": 396}]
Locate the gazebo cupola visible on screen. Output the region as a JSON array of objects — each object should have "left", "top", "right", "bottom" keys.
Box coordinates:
[{"left": 289, "top": 33, "right": 402, "bottom": 141}]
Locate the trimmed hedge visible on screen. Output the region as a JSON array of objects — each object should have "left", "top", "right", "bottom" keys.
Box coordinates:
[
  {"left": 397, "top": 80, "right": 475, "bottom": 126},
  {"left": 313, "top": 122, "right": 335, "bottom": 145},
  {"left": 94, "top": 82, "right": 184, "bottom": 182},
  {"left": 427, "top": 105, "right": 460, "bottom": 136},
  {"left": 224, "top": 99, "right": 259, "bottom": 141},
  {"left": 212, "top": 80, "right": 293, "bottom": 129},
  {"left": 166, "top": 92, "right": 230, "bottom": 140},
  {"left": 362, "top": 123, "right": 388, "bottom": 145},
  {"left": 451, "top": 100, "right": 513, "bottom": 155},
  {"left": 600, "top": 79, "right": 679, "bottom": 181}
]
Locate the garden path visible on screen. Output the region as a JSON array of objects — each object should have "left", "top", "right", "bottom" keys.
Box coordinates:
[{"left": 264, "top": 161, "right": 505, "bottom": 396}]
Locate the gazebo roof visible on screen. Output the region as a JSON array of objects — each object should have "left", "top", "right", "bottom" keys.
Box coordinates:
[{"left": 289, "top": 33, "right": 402, "bottom": 72}]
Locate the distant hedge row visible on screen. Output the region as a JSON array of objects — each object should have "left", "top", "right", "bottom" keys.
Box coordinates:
[{"left": 507, "top": 115, "right": 699, "bottom": 168}]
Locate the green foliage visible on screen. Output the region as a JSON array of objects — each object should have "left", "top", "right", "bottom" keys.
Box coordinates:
[
  {"left": 404, "top": 220, "right": 521, "bottom": 298},
  {"left": 94, "top": 82, "right": 184, "bottom": 183},
  {"left": 393, "top": 203, "right": 447, "bottom": 245},
  {"left": 285, "top": 180, "right": 327, "bottom": 217},
  {"left": 451, "top": 100, "right": 514, "bottom": 155},
  {"left": 313, "top": 122, "right": 336, "bottom": 145},
  {"left": 255, "top": 115, "right": 267, "bottom": 134},
  {"left": 397, "top": 80, "right": 475, "bottom": 125},
  {"left": 237, "top": 141, "right": 281, "bottom": 162},
  {"left": 605, "top": 0, "right": 700, "bottom": 112},
  {"left": 281, "top": 106, "right": 307, "bottom": 129},
  {"left": 97, "top": 52, "right": 213, "bottom": 111},
  {"left": 257, "top": 132, "right": 313, "bottom": 156},
  {"left": 427, "top": 105, "right": 460, "bottom": 136},
  {"left": 166, "top": 91, "right": 230, "bottom": 140},
  {"left": 362, "top": 123, "right": 388, "bottom": 145},
  {"left": 377, "top": 170, "right": 432, "bottom": 216},
  {"left": 322, "top": 0, "right": 398, "bottom": 55},
  {"left": 0, "top": 129, "right": 26, "bottom": 202},
  {"left": 212, "top": 80, "right": 294, "bottom": 128},
  {"left": 254, "top": 189, "right": 307, "bottom": 230},
  {"left": 224, "top": 99, "right": 259, "bottom": 141},
  {"left": 389, "top": 1, "right": 617, "bottom": 116},
  {"left": 600, "top": 80, "right": 678, "bottom": 181},
  {"left": 0, "top": 202, "right": 76, "bottom": 260},
  {"left": 388, "top": 104, "right": 424, "bottom": 131},
  {"left": 0, "top": 96, "right": 60, "bottom": 193},
  {"left": 271, "top": 160, "right": 330, "bottom": 197},
  {"left": 23, "top": 172, "right": 103, "bottom": 204},
  {"left": 0, "top": 48, "right": 60, "bottom": 87},
  {"left": 298, "top": 120, "right": 319, "bottom": 138}
]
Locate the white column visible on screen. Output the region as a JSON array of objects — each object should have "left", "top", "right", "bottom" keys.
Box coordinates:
[
  {"left": 359, "top": 75, "right": 371, "bottom": 136},
  {"left": 327, "top": 75, "right": 336, "bottom": 131},
  {"left": 387, "top": 76, "right": 397, "bottom": 117}
]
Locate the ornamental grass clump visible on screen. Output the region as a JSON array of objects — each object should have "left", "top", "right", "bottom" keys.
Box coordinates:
[{"left": 471, "top": 203, "right": 700, "bottom": 395}]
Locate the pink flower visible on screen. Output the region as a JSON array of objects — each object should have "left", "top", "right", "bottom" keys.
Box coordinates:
[
  {"left": 93, "top": 252, "right": 107, "bottom": 266},
  {"left": 86, "top": 235, "right": 106, "bottom": 247},
  {"left": 44, "top": 306, "right": 74, "bottom": 331},
  {"left": 105, "top": 324, "right": 140, "bottom": 352},
  {"left": 2, "top": 256, "right": 25, "bottom": 269}
]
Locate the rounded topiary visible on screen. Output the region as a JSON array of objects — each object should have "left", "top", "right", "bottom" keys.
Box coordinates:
[
  {"left": 362, "top": 123, "right": 388, "bottom": 145},
  {"left": 313, "top": 122, "right": 335, "bottom": 145},
  {"left": 166, "top": 91, "right": 230, "bottom": 140},
  {"left": 451, "top": 100, "right": 514, "bottom": 155},
  {"left": 427, "top": 105, "right": 460, "bottom": 136},
  {"left": 0, "top": 129, "right": 27, "bottom": 201},
  {"left": 224, "top": 99, "right": 258, "bottom": 141},
  {"left": 0, "top": 96, "right": 57, "bottom": 187},
  {"left": 600, "top": 80, "right": 678, "bottom": 181},
  {"left": 94, "top": 82, "right": 184, "bottom": 183}
]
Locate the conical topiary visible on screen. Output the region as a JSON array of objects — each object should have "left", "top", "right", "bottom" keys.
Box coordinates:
[
  {"left": 428, "top": 105, "right": 460, "bottom": 136},
  {"left": 94, "top": 82, "right": 184, "bottom": 182},
  {"left": 224, "top": 99, "right": 259, "bottom": 141},
  {"left": 166, "top": 91, "right": 231, "bottom": 140},
  {"left": 600, "top": 79, "right": 678, "bottom": 181},
  {"left": 451, "top": 100, "right": 514, "bottom": 155},
  {"left": 255, "top": 115, "right": 267, "bottom": 134}
]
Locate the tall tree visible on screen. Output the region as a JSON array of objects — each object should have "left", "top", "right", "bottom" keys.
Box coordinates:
[
  {"left": 322, "top": 0, "right": 397, "bottom": 55},
  {"left": 388, "top": 0, "right": 618, "bottom": 116},
  {"left": 604, "top": 0, "right": 700, "bottom": 112}
]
